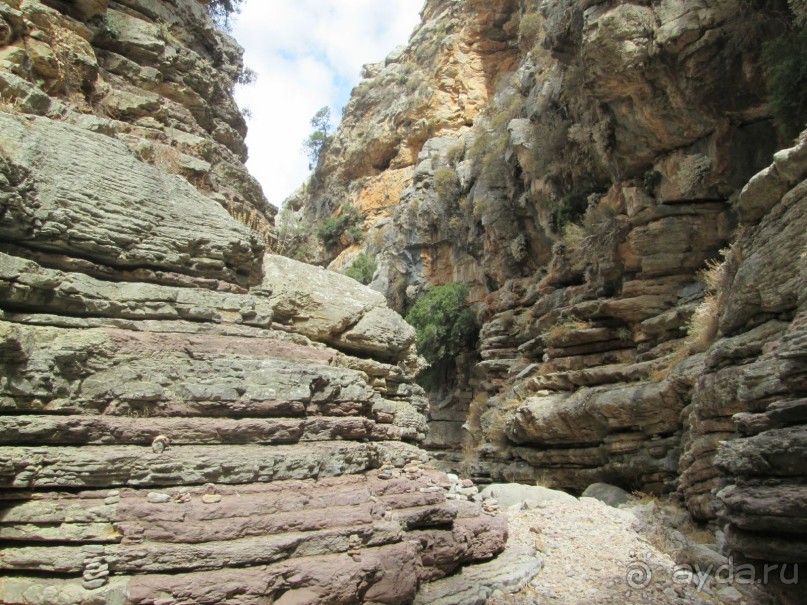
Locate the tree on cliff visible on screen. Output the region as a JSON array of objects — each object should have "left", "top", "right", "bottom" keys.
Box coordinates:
[
  {"left": 208, "top": 0, "right": 244, "bottom": 30},
  {"left": 303, "top": 106, "right": 332, "bottom": 170},
  {"left": 405, "top": 283, "right": 478, "bottom": 368}
]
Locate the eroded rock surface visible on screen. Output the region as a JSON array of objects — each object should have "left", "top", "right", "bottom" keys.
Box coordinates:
[
  {"left": 0, "top": 1, "right": 516, "bottom": 602},
  {"left": 288, "top": 0, "right": 806, "bottom": 596}
]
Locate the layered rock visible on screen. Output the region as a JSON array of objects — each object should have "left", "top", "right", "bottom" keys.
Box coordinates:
[
  {"left": 0, "top": 0, "right": 274, "bottom": 240},
  {"left": 0, "top": 1, "right": 531, "bottom": 602},
  {"left": 289, "top": 0, "right": 806, "bottom": 591},
  {"left": 0, "top": 147, "right": 516, "bottom": 605},
  {"left": 688, "top": 139, "right": 807, "bottom": 565}
]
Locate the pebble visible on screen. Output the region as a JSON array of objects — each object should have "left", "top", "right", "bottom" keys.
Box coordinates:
[
  {"left": 377, "top": 472, "right": 392, "bottom": 480},
  {"left": 147, "top": 492, "right": 171, "bottom": 504},
  {"left": 82, "top": 579, "right": 106, "bottom": 590},
  {"left": 202, "top": 494, "right": 222, "bottom": 504},
  {"left": 717, "top": 586, "right": 743, "bottom": 603}
]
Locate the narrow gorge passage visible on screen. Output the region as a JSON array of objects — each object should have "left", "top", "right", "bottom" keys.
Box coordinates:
[{"left": 1, "top": 0, "right": 806, "bottom": 603}]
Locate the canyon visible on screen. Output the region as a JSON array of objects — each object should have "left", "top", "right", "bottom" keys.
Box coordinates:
[
  {"left": 0, "top": 0, "right": 805, "bottom": 603},
  {"left": 0, "top": 1, "right": 535, "bottom": 603},
  {"left": 286, "top": 0, "right": 807, "bottom": 602}
]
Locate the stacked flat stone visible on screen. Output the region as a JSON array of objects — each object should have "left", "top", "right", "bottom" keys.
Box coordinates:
[{"left": 0, "top": 7, "right": 538, "bottom": 599}]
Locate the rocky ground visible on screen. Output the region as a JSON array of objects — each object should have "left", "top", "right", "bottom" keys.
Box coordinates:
[{"left": 486, "top": 487, "right": 776, "bottom": 605}]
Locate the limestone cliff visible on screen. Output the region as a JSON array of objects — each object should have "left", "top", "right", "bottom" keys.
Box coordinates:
[
  {"left": 0, "top": 0, "right": 273, "bottom": 242},
  {"left": 289, "top": 0, "right": 807, "bottom": 588},
  {"left": 0, "top": 1, "right": 531, "bottom": 603}
]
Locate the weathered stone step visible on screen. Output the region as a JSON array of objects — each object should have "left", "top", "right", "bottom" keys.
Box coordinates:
[
  {"left": 0, "top": 443, "right": 381, "bottom": 489},
  {"left": 715, "top": 426, "right": 807, "bottom": 478},
  {"left": 0, "top": 541, "right": 421, "bottom": 605},
  {"left": 0, "top": 475, "right": 372, "bottom": 523},
  {"left": 0, "top": 522, "right": 118, "bottom": 543},
  {"left": 0, "top": 321, "right": 379, "bottom": 418},
  {"left": 413, "top": 544, "right": 542, "bottom": 605},
  {"left": 0, "top": 396, "right": 311, "bottom": 419},
  {"left": 409, "top": 513, "right": 509, "bottom": 582},
  {"left": 546, "top": 340, "right": 634, "bottom": 359},
  {"left": 0, "top": 521, "right": 404, "bottom": 574},
  {"left": 0, "top": 475, "right": 461, "bottom": 544},
  {"left": 0, "top": 415, "right": 390, "bottom": 446}
]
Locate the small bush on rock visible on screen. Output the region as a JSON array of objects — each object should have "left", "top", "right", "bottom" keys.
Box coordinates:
[
  {"left": 316, "top": 204, "right": 364, "bottom": 249},
  {"left": 345, "top": 253, "right": 377, "bottom": 285},
  {"left": 518, "top": 12, "right": 543, "bottom": 50},
  {"left": 405, "top": 282, "right": 477, "bottom": 367},
  {"left": 434, "top": 167, "right": 461, "bottom": 202}
]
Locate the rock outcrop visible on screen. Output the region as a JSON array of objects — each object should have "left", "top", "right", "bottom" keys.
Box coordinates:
[
  {"left": 289, "top": 0, "right": 806, "bottom": 594},
  {"left": 0, "top": 0, "right": 273, "bottom": 241},
  {"left": 0, "top": 1, "right": 531, "bottom": 602}
]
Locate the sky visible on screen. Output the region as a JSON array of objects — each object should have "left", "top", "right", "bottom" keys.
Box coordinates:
[{"left": 232, "top": 0, "right": 424, "bottom": 208}]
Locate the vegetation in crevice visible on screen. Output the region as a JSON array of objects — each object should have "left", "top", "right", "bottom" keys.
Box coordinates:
[
  {"left": 316, "top": 204, "right": 365, "bottom": 249},
  {"left": 405, "top": 282, "right": 479, "bottom": 388},
  {"left": 345, "top": 253, "right": 378, "bottom": 285},
  {"left": 762, "top": 24, "right": 807, "bottom": 141}
]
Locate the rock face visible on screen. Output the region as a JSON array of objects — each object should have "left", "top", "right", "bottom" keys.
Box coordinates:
[
  {"left": 0, "top": 0, "right": 273, "bottom": 241},
  {"left": 0, "top": 1, "right": 523, "bottom": 602},
  {"left": 289, "top": 0, "right": 806, "bottom": 593}
]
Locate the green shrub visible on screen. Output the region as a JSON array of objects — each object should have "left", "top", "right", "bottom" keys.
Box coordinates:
[
  {"left": 470, "top": 93, "right": 522, "bottom": 181},
  {"left": 551, "top": 192, "right": 587, "bottom": 232},
  {"left": 518, "top": 12, "right": 543, "bottom": 50},
  {"left": 345, "top": 253, "right": 377, "bottom": 285},
  {"left": 405, "top": 283, "right": 477, "bottom": 366},
  {"left": 316, "top": 204, "right": 364, "bottom": 249},
  {"left": 562, "top": 204, "right": 622, "bottom": 271},
  {"left": 762, "top": 25, "right": 807, "bottom": 140},
  {"left": 434, "top": 167, "right": 461, "bottom": 202},
  {"left": 446, "top": 142, "right": 465, "bottom": 165}
]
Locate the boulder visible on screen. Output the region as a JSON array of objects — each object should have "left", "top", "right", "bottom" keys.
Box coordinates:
[
  {"left": 478, "top": 483, "right": 578, "bottom": 508},
  {"left": 581, "top": 483, "right": 631, "bottom": 507}
]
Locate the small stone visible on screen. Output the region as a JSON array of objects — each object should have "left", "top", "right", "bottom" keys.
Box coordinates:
[
  {"left": 202, "top": 494, "right": 222, "bottom": 504},
  {"left": 151, "top": 434, "right": 170, "bottom": 453},
  {"left": 461, "top": 479, "right": 474, "bottom": 488},
  {"left": 717, "top": 586, "right": 743, "bottom": 603},
  {"left": 83, "top": 569, "right": 109, "bottom": 580},
  {"left": 82, "top": 579, "right": 106, "bottom": 590},
  {"left": 106, "top": 490, "right": 120, "bottom": 497},
  {"left": 378, "top": 472, "right": 392, "bottom": 480},
  {"left": 147, "top": 492, "right": 171, "bottom": 504}
]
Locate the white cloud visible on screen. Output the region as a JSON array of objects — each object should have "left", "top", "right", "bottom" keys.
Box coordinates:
[{"left": 232, "top": 0, "right": 423, "bottom": 208}]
